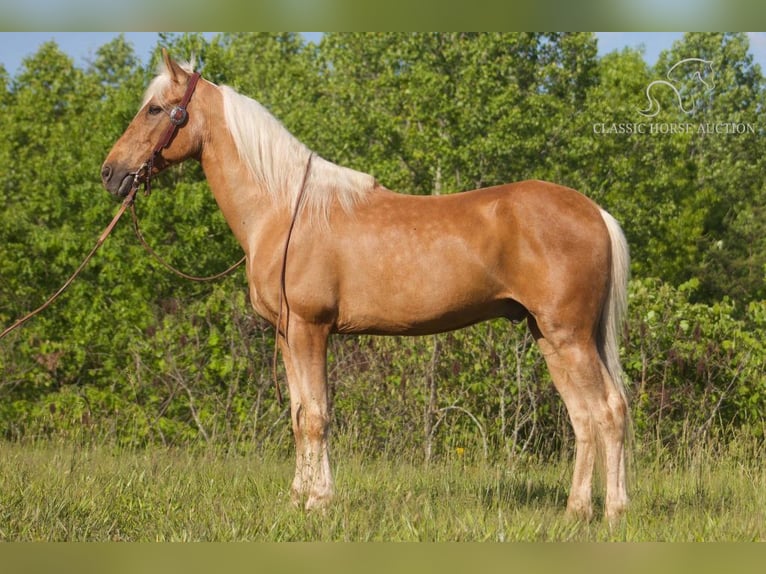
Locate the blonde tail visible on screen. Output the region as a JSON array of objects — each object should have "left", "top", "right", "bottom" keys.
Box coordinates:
[{"left": 598, "top": 208, "right": 630, "bottom": 409}]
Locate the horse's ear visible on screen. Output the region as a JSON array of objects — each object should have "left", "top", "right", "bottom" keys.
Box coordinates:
[{"left": 161, "top": 48, "right": 187, "bottom": 84}]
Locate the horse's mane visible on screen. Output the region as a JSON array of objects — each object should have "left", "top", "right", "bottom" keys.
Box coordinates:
[
  {"left": 220, "top": 86, "right": 375, "bottom": 225},
  {"left": 145, "top": 60, "right": 376, "bottom": 226}
]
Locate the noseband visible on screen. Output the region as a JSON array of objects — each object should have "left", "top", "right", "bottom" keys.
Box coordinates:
[{"left": 131, "top": 71, "right": 202, "bottom": 196}]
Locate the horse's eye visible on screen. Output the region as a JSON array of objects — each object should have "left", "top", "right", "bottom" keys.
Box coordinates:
[{"left": 148, "top": 105, "right": 163, "bottom": 116}]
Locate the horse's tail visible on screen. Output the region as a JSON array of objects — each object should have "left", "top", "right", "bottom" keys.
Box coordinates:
[{"left": 598, "top": 209, "right": 630, "bottom": 411}]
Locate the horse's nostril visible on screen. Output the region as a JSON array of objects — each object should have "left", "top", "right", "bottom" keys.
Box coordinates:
[{"left": 101, "top": 164, "right": 113, "bottom": 183}]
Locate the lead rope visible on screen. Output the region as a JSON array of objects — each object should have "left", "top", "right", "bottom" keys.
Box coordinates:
[
  {"left": 0, "top": 185, "right": 139, "bottom": 341},
  {"left": 129, "top": 203, "right": 245, "bottom": 282},
  {"left": 271, "top": 152, "right": 314, "bottom": 405}
]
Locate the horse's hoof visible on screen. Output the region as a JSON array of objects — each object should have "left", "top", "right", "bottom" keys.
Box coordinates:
[{"left": 565, "top": 501, "right": 594, "bottom": 523}]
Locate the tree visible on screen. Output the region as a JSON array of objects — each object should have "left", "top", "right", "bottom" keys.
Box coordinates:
[
  {"left": 88, "top": 33, "right": 140, "bottom": 88},
  {"left": 662, "top": 33, "right": 766, "bottom": 302},
  {"left": 315, "top": 33, "right": 599, "bottom": 195},
  {"left": 2, "top": 33, "right": 765, "bottom": 447},
  {"left": 564, "top": 46, "right": 703, "bottom": 283}
]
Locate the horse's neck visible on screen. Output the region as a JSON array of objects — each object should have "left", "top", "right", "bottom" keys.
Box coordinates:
[{"left": 199, "top": 133, "right": 289, "bottom": 253}]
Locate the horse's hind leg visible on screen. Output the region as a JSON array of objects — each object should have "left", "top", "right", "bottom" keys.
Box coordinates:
[
  {"left": 597, "top": 361, "right": 629, "bottom": 521},
  {"left": 535, "top": 335, "right": 597, "bottom": 520},
  {"left": 530, "top": 318, "right": 627, "bottom": 521}
]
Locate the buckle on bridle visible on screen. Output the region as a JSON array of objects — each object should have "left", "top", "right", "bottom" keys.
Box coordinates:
[
  {"left": 169, "top": 106, "right": 188, "bottom": 126},
  {"left": 130, "top": 161, "right": 152, "bottom": 197}
]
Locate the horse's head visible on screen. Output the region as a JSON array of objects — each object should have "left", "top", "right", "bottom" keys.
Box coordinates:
[{"left": 101, "top": 50, "right": 207, "bottom": 198}]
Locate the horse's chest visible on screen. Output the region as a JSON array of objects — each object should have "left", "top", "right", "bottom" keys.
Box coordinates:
[{"left": 246, "top": 279, "right": 276, "bottom": 321}]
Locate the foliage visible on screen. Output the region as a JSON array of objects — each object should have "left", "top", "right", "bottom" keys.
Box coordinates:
[
  {"left": 625, "top": 278, "right": 766, "bottom": 443},
  {"left": 1, "top": 33, "right": 765, "bottom": 457}
]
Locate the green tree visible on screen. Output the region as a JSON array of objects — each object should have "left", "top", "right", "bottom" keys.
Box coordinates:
[
  {"left": 563, "top": 46, "right": 702, "bottom": 283},
  {"left": 315, "top": 32, "right": 599, "bottom": 195},
  {"left": 661, "top": 33, "right": 766, "bottom": 302},
  {"left": 88, "top": 33, "right": 140, "bottom": 88},
  {"left": 2, "top": 33, "right": 765, "bottom": 450}
]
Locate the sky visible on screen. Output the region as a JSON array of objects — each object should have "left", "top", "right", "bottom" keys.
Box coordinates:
[{"left": 1, "top": 32, "right": 765, "bottom": 78}]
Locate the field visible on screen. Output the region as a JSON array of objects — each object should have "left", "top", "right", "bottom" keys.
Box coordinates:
[{"left": 1, "top": 435, "right": 763, "bottom": 542}]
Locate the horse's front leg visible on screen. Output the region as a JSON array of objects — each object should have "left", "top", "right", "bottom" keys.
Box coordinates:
[{"left": 279, "top": 320, "right": 334, "bottom": 510}]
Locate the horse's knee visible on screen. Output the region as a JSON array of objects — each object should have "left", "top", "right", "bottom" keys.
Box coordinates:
[
  {"left": 306, "top": 405, "right": 330, "bottom": 436},
  {"left": 294, "top": 402, "right": 330, "bottom": 445}
]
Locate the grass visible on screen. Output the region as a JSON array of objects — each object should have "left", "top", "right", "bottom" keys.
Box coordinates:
[{"left": 0, "top": 436, "right": 764, "bottom": 541}]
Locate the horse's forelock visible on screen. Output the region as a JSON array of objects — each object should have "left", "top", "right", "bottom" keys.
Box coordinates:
[{"left": 141, "top": 55, "right": 197, "bottom": 108}]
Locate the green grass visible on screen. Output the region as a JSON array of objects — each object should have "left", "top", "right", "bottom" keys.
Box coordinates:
[{"left": 0, "top": 437, "right": 763, "bottom": 541}]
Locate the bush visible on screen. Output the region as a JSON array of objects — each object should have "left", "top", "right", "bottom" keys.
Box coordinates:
[
  {"left": 6, "top": 276, "right": 764, "bottom": 461},
  {"left": 624, "top": 278, "right": 766, "bottom": 445}
]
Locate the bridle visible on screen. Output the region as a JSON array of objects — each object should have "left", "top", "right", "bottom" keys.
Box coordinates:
[
  {"left": 126, "top": 68, "right": 308, "bottom": 406},
  {"left": 126, "top": 69, "right": 247, "bottom": 282},
  {"left": 4, "top": 67, "right": 302, "bottom": 407},
  {"left": 0, "top": 70, "right": 213, "bottom": 342},
  {"left": 130, "top": 71, "right": 202, "bottom": 196}
]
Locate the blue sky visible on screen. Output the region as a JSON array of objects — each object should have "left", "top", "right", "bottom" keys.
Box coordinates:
[{"left": 1, "top": 32, "right": 765, "bottom": 78}]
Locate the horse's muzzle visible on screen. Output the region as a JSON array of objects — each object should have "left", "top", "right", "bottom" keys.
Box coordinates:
[{"left": 101, "top": 163, "right": 140, "bottom": 199}]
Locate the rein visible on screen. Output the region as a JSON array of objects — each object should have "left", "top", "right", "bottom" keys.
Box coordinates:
[
  {"left": 0, "top": 186, "right": 138, "bottom": 341},
  {"left": 129, "top": 204, "right": 245, "bottom": 282},
  {"left": 272, "top": 151, "right": 315, "bottom": 404},
  {"left": 2, "top": 69, "right": 304, "bottom": 409},
  {"left": 0, "top": 71, "right": 240, "bottom": 341}
]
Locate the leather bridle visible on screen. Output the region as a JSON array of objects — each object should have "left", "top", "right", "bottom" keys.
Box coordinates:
[
  {"left": 126, "top": 68, "right": 307, "bottom": 406},
  {"left": 125, "top": 69, "right": 247, "bottom": 282},
  {"left": 4, "top": 67, "right": 306, "bottom": 409},
  {"left": 131, "top": 71, "right": 202, "bottom": 196}
]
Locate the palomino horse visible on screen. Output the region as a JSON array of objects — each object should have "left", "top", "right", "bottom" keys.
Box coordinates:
[{"left": 102, "top": 51, "right": 630, "bottom": 521}]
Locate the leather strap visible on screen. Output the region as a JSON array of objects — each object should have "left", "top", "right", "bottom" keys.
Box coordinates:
[
  {"left": 145, "top": 71, "right": 202, "bottom": 194},
  {"left": 153, "top": 71, "right": 201, "bottom": 154}
]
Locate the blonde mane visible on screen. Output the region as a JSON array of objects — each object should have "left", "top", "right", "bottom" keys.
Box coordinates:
[
  {"left": 220, "top": 86, "right": 375, "bottom": 225},
  {"left": 142, "top": 60, "right": 375, "bottom": 225}
]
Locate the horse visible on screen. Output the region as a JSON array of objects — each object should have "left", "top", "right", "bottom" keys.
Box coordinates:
[{"left": 101, "top": 50, "right": 631, "bottom": 522}]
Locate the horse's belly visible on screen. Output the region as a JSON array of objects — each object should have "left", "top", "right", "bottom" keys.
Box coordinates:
[{"left": 334, "top": 276, "right": 523, "bottom": 336}]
